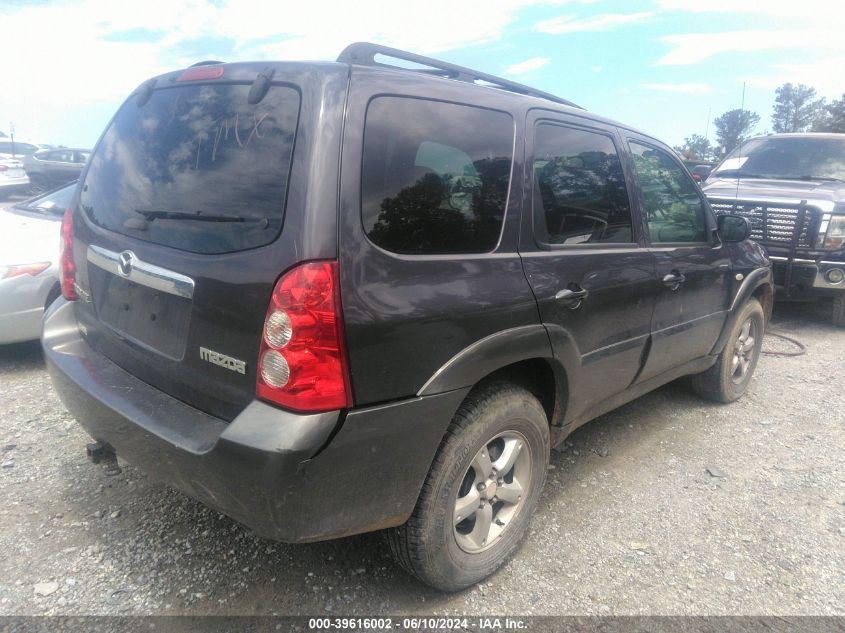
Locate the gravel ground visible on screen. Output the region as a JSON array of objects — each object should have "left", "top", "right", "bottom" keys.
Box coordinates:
[{"left": 0, "top": 298, "right": 843, "bottom": 616}]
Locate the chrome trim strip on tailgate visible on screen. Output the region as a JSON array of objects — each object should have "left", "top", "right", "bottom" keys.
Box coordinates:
[{"left": 87, "top": 245, "right": 195, "bottom": 299}]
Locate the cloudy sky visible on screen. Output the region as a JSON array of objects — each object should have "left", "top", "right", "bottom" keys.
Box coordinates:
[{"left": 1, "top": 0, "right": 842, "bottom": 150}]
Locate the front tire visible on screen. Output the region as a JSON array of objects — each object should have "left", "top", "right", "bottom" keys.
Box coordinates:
[
  {"left": 387, "top": 382, "right": 549, "bottom": 591},
  {"left": 691, "top": 298, "right": 764, "bottom": 403}
]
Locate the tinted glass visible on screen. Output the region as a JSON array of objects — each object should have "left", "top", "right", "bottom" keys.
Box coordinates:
[
  {"left": 630, "top": 141, "right": 707, "bottom": 243},
  {"left": 13, "top": 182, "right": 76, "bottom": 218},
  {"left": 713, "top": 136, "right": 845, "bottom": 181},
  {"left": 533, "top": 123, "right": 632, "bottom": 245},
  {"left": 80, "top": 84, "right": 300, "bottom": 254},
  {"left": 362, "top": 97, "right": 513, "bottom": 254}
]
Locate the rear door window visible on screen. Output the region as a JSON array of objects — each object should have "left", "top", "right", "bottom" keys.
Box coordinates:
[
  {"left": 361, "top": 97, "right": 513, "bottom": 254},
  {"left": 80, "top": 83, "right": 300, "bottom": 254}
]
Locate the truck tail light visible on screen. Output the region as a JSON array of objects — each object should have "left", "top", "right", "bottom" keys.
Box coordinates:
[
  {"left": 256, "top": 261, "right": 352, "bottom": 412},
  {"left": 59, "top": 209, "right": 78, "bottom": 300}
]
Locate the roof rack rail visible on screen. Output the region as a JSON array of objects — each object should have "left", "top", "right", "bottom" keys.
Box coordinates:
[{"left": 337, "top": 42, "right": 582, "bottom": 109}]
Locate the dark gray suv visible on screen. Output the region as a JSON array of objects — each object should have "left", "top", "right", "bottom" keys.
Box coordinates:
[{"left": 43, "top": 43, "right": 772, "bottom": 591}]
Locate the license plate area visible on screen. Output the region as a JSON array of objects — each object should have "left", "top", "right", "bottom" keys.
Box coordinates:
[{"left": 88, "top": 265, "right": 191, "bottom": 360}]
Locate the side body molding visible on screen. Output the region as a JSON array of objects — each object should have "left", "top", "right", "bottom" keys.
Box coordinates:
[
  {"left": 710, "top": 266, "right": 773, "bottom": 355},
  {"left": 417, "top": 324, "right": 565, "bottom": 397}
]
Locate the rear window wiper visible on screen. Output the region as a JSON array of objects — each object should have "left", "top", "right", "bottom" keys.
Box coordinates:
[{"left": 134, "top": 209, "right": 254, "bottom": 223}]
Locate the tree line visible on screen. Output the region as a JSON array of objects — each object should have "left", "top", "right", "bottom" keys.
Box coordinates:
[{"left": 676, "top": 84, "right": 845, "bottom": 163}]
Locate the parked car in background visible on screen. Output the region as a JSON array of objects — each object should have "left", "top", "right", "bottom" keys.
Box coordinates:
[
  {"left": 703, "top": 133, "right": 845, "bottom": 326},
  {"left": 691, "top": 164, "right": 712, "bottom": 183},
  {"left": 23, "top": 148, "right": 90, "bottom": 194},
  {"left": 43, "top": 44, "right": 771, "bottom": 592},
  {"left": 0, "top": 158, "right": 30, "bottom": 199},
  {"left": 0, "top": 182, "right": 75, "bottom": 344},
  {"left": 0, "top": 139, "right": 45, "bottom": 160}
]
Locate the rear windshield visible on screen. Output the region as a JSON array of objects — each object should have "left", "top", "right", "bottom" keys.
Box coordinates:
[
  {"left": 80, "top": 83, "right": 300, "bottom": 254},
  {"left": 714, "top": 136, "right": 845, "bottom": 181}
]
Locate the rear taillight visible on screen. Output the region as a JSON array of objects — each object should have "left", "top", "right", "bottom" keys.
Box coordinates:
[
  {"left": 256, "top": 261, "right": 352, "bottom": 412},
  {"left": 59, "top": 209, "right": 77, "bottom": 300}
]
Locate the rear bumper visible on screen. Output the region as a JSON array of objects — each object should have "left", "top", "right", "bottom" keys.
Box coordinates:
[{"left": 43, "top": 299, "right": 468, "bottom": 542}]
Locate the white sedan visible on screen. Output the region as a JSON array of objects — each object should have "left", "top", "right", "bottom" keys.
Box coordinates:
[{"left": 0, "top": 182, "right": 76, "bottom": 344}]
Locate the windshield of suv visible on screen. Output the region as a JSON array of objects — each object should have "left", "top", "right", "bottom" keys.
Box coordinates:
[
  {"left": 80, "top": 83, "right": 300, "bottom": 254},
  {"left": 713, "top": 136, "right": 845, "bottom": 182}
]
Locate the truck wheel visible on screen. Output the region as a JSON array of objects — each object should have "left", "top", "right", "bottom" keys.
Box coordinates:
[
  {"left": 691, "top": 298, "right": 764, "bottom": 403},
  {"left": 833, "top": 295, "right": 845, "bottom": 328},
  {"left": 387, "top": 382, "right": 549, "bottom": 592}
]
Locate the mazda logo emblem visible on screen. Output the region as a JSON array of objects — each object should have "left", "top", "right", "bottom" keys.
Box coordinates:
[{"left": 118, "top": 251, "right": 135, "bottom": 277}]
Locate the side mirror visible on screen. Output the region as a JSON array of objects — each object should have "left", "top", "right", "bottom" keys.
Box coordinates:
[{"left": 717, "top": 214, "right": 750, "bottom": 242}]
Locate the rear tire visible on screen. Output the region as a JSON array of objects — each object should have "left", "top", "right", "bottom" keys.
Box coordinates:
[
  {"left": 387, "top": 382, "right": 549, "bottom": 592},
  {"left": 691, "top": 298, "right": 764, "bottom": 403},
  {"left": 833, "top": 295, "right": 845, "bottom": 328}
]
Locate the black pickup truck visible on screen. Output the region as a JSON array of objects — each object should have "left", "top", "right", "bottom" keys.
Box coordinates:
[{"left": 703, "top": 133, "right": 845, "bottom": 326}]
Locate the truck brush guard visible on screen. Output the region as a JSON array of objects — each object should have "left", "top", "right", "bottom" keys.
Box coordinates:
[{"left": 709, "top": 198, "right": 823, "bottom": 297}]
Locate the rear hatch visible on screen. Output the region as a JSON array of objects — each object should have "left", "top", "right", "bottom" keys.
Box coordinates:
[{"left": 71, "top": 63, "right": 344, "bottom": 421}]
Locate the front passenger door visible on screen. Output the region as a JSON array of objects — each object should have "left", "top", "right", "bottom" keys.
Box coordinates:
[{"left": 626, "top": 138, "right": 732, "bottom": 382}]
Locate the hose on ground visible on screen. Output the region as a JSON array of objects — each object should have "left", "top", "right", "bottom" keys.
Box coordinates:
[{"left": 762, "top": 330, "right": 806, "bottom": 357}]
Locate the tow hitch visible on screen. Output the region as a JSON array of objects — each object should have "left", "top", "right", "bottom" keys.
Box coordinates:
[{"left": 86, "top": 441, "right": 122, "bottom": 476}]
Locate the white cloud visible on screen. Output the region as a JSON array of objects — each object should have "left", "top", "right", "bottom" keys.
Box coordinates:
[
  {"left": 654, "top": 1, "right": 843, "bottom": 66},
  {"left": 503, "top": 57, "right": 551, "bottom": 75},
  {"left": 655, "top": 29, "right": 838, "bottom": 66},
  {"left": 641, "top": 83, "right": 712, "bottom": 94},
  {"left": 656, "top": 0, "right": 841, "bottom": 20},
  {"left": 746, "top": 58, "right": 845, "bottom": 98},
  {"left": 0, "top": 0, "right": 559, "bottom": 143},
  {"left": 536, "top": 12, "right": 653, "bottom": 34}
]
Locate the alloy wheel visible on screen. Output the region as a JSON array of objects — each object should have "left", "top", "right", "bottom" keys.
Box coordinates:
[
  {"left": 453, "top": 430, "right": 532, "bottom": 553},
  {"left": 730, "top": 317, "right": 757, "bottom": 384}
]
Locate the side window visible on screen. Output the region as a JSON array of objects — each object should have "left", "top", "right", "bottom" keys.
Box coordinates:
[
  {"left": 533, "top": 123, "right": 633, "bottom": 245},
  {"left": 361, "top": 97, "right": 513, "bottom": 255},
  {"left": 52, "top": 150, "right": 74, "bottom": 162},
  {"left": 629, "top": 141, "right": 708, "bottom": 244}
]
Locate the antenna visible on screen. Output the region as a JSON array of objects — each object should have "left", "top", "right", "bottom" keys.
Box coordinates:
[{"left": 734, "top": 81, "right": 746, "bottom": 200}]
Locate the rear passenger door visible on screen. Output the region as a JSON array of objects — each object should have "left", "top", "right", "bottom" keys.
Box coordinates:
[
  {"left": 520, "top": 113, "right": 659, "bottom": 423},
  {"left": 624, "top": 136, "right": 732, "bottom": 382},
  {"left": 338, "top": 76, "right": 542, "bottom": 405}
]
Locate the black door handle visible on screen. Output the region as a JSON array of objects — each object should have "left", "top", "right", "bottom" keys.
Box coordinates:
[
  {"left": 662, "top": 271, "right": 686, "bottom": 290},
  {"left": 554, "top": 286, "right": 589, "bottom": 308}
]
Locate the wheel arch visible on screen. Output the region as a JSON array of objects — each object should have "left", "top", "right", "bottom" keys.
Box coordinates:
[
  {"left": 417, "top": 324, "right": 571, "bottom": 435},
  {"left": 711, "top": 267, "right": 773, "bottom": 354}
]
